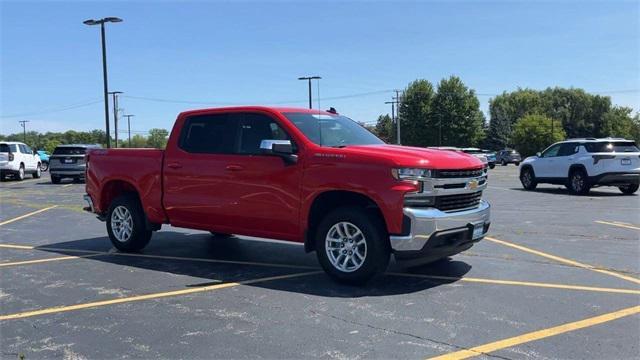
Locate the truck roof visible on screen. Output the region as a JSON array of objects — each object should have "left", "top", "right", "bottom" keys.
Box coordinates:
[{"left": 178, "top": 106, "right": 336, "bottom": 118}]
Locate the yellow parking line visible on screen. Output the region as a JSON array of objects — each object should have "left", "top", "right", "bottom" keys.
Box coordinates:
[
  {"left": 0, "top": 271, "right": 321, "bottom": 321},
  {"left": 390, "top": 273, "right": 640, "bottom": 295},
  {"left": 595, "top": 220, "right": 640, "bottom": 231},
  {"left": 62, "top": 183, "right": 74, "bottom": 188},
  {"left": 0, "top": 244, "right": 35, "bottom": 250},
  {"left": 0, "top": 254, "right": 102, "bottom": 267},
  {"left": 0, "top": 205, "right": 58, "bottom": 227},
  {"left": 485, "top": 237, "right": 640, "bottom": 285},
  {"left": 427, "top": 305, "right": 640, "bottom": 360},
  {"left": 1, "top": 178, "right": 42, "bottom": 186}
]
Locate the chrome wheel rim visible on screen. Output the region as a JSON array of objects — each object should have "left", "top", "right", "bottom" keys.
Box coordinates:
[
  {"left": 111, "top": 205, "right": 133, "bottom": 243},
  {"left": 522, "top": 170, "right": 531, "bottom": 187},
  {"left": 325, "top": 222, "right": 367, "bottom": 273},
  {"left": 18, "top": 167, "right": 24, "bottom": 180},
  {"left": 36, "top": 166, "right": 40, "bottom": 177},
  {"left": 572, "top": 173, "right": 583, "bottom": 191}
]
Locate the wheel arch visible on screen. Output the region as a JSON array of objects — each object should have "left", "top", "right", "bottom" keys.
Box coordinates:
[
  {"left": 568, "top": 164, "right": 588, "bottom": 178},
  {"left": 304, "top": 190, "right": 387, "bottom": 253}
]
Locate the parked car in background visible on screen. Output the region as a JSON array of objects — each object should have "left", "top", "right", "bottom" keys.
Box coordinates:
[
  {"left": 84, "top": 106, "right": 491, "bottom": 284},
  {"left": 483, "top": 150, "right": 497, "bottom": 169},
  {"left": 0, "top": 141, "right": 42, "bottom": 181},
  {"left": 37, "top": 150, "right": 50, "bottom": 171},
  {"left": 49, "top": 144, "right": 101, "bottom": 184},
  {"left": 519, "top": 138, "right": 640, "bottom": 195},
  {"left": 461, "top": 148, "right": 491, "bottom": 169},
  {"left": 497, "top": 149, "right": 521, "bottom": 166}
]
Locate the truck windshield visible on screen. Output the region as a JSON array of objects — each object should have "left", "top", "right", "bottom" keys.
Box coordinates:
[{"left": 284, "top": 112, "right": 384, "bottom": 147}]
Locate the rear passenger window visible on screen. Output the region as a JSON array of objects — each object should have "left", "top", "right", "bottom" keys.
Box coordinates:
[
  {"left": 180, "top": 114, "right": 238, "bottom": 154},
  {"left": 558, "top": 143, "right": 578, "bottom": 156},
  {"left": 238, "top": 113, "right": 290, "bottom": 154}
]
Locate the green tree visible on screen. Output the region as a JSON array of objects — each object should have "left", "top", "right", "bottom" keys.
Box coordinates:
[
  {"left": 147, "top": 128, "right": 169, "bottom": 149},
  {"left": 397, "top": 79, "right": 435, "bottom": 146},
  {"left": 487, "top": 89, "right": 546, "bottom": 149},
  {"left": 128, "top": 134, "right": 148, "bottom": 148},
  {"left": 373, "top": 114, "right": 394, "bottom": 143},
  {"left": 431, "top": 76, "right": 485, "bottom": 147},
  {"left": 512, "top": 114, "right": 565, "bottom": 158}
]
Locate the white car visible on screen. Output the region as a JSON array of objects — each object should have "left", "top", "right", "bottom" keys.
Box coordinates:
[
  {"left": 519, "top": 138, "right": 640, "bottom": 195},
  {"left": 0, "top": 141, "right": 42, "bottom": 181}
]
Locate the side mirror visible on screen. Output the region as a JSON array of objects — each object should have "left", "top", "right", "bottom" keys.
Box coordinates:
[
  {"left": 260, "top": 140, "right": 297, "bottom": 164},
  {"left": 536, "top": 152, "right": 541, "bottom": 157}
]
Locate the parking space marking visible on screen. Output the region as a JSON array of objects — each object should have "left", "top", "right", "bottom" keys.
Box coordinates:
[
  {"left": 485, "top": 236, "right": 640, "bottom": 285},
  {"left": 0, "top": 271, "right": 321, "bottom": 321},
  {"left": 427, "top": 305, "right": 640, "bottom": 360},
  {"left": 0, "top": 205, "right": 58, "bottom": 227},
  {"left": 0, "top": 178, "right": 43, "bottom": 186},
  {"left": 0, "top": 254, "right": 102, "bottom": 267},
  {"left": 389, "top": 273, "right": 640, "bottom": 295},
  {"left": 595, "top": 220, "right": 640, "bottom": 231},
  {"left": 62, "top": 183, "right": 74, "bottom": 188}
]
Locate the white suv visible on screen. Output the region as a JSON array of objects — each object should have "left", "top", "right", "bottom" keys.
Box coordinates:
[
  {"left": 0, "top": 141, "right": 42, "bottom": 181},
  {"left": 519, "top": 138, "right": 640, "bottom": 195}
]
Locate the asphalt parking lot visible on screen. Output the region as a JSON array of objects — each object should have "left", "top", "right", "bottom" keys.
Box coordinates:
[{"left": 0, "top": 166, "right": 638, "bottom": 359}]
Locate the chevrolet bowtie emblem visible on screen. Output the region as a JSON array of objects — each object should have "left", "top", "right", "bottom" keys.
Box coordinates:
[{"left": 468, "top": 179, "right": 479, "bottom": 190}]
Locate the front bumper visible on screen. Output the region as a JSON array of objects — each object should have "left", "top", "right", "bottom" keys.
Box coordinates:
[
  {"left": 83, "top": 194, "right": 95, "bottom": 213},
  {"left": 390, "top": 200, "right": 491, "bottom": 265}
]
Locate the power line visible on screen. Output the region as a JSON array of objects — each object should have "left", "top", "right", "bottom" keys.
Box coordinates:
[{"left": 0, "top": 100, "right": 102, "bottom": 118}]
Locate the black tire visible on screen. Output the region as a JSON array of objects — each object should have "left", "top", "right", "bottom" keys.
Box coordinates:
[
  {"left": 514, "top": 162, "right": 520, "bottom": 166},
  {"left": 106, "top": 194, "right": 152, "bottom": 252},
  {"left": 520, "top": 167, "right": 538, "bottom": 190},
  {"left": 619, "top": 184, "right": 639, "bottom": 195},
  {"left": 41, "top": 161, "right": 49, "bottom": 172},
  {"left": 17, "top": 164, "right": 25, "bottom": 181},
  {"left": 489, "top": 163, "right": 495, "bottom": 169},
  {"left": 32, "top": 164, "right": 41, "bottom": 179},
  {"left": 568, "top": 168, "right": 591, "bottom": 195},
  {"left": 51, "top": 175, "right": 61, "bottom": 184},
  {"left": 315, "top": 206, "right": 390, "bottom": 285},
  {"left": 501, "top": 160, "right": 507, "bottom": 166},
  {"left": 209, "top": 232, "right": 232, "bottom": 239}
]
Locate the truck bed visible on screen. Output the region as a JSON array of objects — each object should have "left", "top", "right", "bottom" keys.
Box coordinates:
[{"left": 86, "top": 148, "right": 167, "bottom": 224}]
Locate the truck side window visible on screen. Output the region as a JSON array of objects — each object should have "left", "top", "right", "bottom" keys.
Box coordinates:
[
  {"left": 237, "top": 113, "right": 290, "bottom": 155},
  {"left": 179, "top": 114, "right": 238, "bottom": 154}
]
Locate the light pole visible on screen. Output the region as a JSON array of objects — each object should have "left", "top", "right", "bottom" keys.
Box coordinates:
[
  {"left": 298, "top": 76, "right": 321, "bottom": 109},
  {"left": 123, "top": 114, "right": 134, "bottom": 147},
  {"left": 18, "top": 120, "right": 29, "bottom": 143},
  {"left": 108, "top": 91, "right": 123, "bottom": 147},
  {"left": 84, "top": 16, "right": 123, "bottom": 148}
]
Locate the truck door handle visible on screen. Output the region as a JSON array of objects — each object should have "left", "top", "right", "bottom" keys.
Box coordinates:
[
  {"left": 225, "top": 165, "right": 244, "bottom": 171},
  {"left": 167, "top": 162, "right": 182, "bottom": 169}
]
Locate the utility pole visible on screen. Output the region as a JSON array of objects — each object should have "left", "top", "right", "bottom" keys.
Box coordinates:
[
  {"left": 18, "top": 120, "right": 29, "bottom": 143},
  {"left": 394, "top": 90, "right": 403, "bottom": 145},
  {"left": 298, "top": 76, "right": 322, "bottom": 109},
  {"left": 123, "top": 114, "right": 134, "bottom": 147},
  {"left": 108, "top": 91, "right": 123, "bottom": 148},
  {"left": 84, "top": 17, "right": 123, "bottom": 148}
]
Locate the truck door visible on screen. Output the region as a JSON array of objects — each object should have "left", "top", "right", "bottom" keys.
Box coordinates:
[{"left": 162, "top": 111, "right": 301, "bottom": 241}]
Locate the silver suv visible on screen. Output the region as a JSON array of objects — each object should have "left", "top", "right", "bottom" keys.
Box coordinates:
[{"left": 49, "top": 144, "right": 101, "bottom": 184}]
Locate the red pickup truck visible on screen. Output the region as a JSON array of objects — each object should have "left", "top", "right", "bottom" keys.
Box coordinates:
[{"left": 84, "top": 106, "right": 490, "bottom": 284}]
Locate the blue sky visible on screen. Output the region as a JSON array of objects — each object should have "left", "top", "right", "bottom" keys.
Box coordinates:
[{"left": 1, "top": 0, "right": 639, "bottom": 136}]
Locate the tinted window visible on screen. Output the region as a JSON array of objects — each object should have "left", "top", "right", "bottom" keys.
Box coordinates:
[
  {"left": 18, "top": 144, "right": 28, "bottom": 154},
  {"left": 238, "top": 113, "right": 290, "bottom": 154},
  {"left": 284, "top": 112, "right": 384, "bottom": 147},
  {"left": 179, "top": 114, "right": 238, "bottom": 154},
  {"left": 542, "top": 144, "right": 561, "bottom": 158},
  {"left": 584, "top": 141, "right": 639, "bottom": 153},
  {"left": 53, "top": 147, "right": 87, "bottom": 155},
  {"left": 0, "top": 144, "right": 10, "bottom": 153},
  {"left": 558, "top": 143, "right": 578, "bottom": 156}
]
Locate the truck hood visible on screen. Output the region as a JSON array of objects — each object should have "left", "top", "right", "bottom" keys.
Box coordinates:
[{"left": 340, "top": 144, "right": 485, "bottom": 169}]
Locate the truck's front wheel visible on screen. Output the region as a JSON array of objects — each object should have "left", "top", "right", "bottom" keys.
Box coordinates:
[
  {"left": 315, "top": 207, "right": 389, "bottom": 285},
  {"left": 106, "top": 195, "right": 152, "bottom": 252}
]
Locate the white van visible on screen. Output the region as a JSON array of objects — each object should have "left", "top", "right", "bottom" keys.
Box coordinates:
[{"left": 0, "top": 141, "right": 42, "bottom": 181}]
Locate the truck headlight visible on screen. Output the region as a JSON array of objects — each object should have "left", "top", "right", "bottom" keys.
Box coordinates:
[{"left": 391, "top": 168, "right": 433, "bottom": 180}]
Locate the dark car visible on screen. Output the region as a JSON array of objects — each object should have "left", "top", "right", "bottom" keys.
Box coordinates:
[
  {"left": 497, "top": 149, "right": 521, "bottom": 166},
  {"left": 49, "top": 144, "right": 101, "bottom": 184}
]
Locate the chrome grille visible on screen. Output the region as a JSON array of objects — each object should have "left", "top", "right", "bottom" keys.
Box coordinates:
[{"left": 435, "top": 191, "right": 483, "bottom": 212}]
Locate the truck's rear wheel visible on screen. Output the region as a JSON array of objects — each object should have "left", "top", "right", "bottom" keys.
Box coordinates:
[
  {"left": 315, "top": 207, "right": 389, "bottom": 285},
  {"left": 568, "top": 169, "right": 591, "bottom": 195},
  {"left": 106, "top": 195, "right": 152, "bottom": 252}
]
